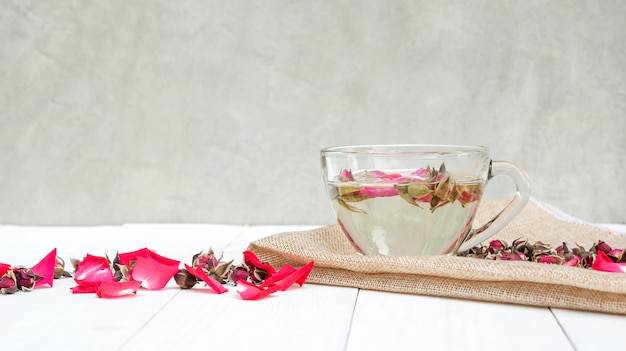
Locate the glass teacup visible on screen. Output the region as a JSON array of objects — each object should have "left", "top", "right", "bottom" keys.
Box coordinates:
[{"left": 321, "top": 144, "right": 531, "bottom": 256}]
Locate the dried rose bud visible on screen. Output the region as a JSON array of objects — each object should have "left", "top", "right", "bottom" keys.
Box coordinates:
[
  {"left": 54, "top": 256, "right": 66, "bottom": 279},
  {"left": 194, "top": 248, "right": 220, "bottom": 270},
  {"left": 563, "top": 256, "right": 582, "bottom": 267},
  {"left": 12, "top": 267, "right": 41, "bottom": 291},
  {"left": 511, "top": 238, "right": 526, "bottom": 250},
  {"left": 562, "top": 251, "right": 576, "bottom": 262},
  {"left": 249, "top": 267, "right": 268, "bottom": 283},
  {"left": 212, "top": 260, "right": 234, "bottom": 284},
  {"left": 488, "top": 240, "right": 507, "bottom": 254},
  {"left": 610, "top": 249, "right": 625, "bottom": 262},
  {"left": 70, "top": 257, "right": 81, "bottom": 272},
  {"left": 555, "top": 242, "right": 569, "bottom": 255},
  {"left": 497, "top": 252, "right": 518, "bottom": 261},
  {"left": 531, "top": 242, "right": 551, "bottom": 258},
  {"left": 594, "top": 241, "right": 612, "bottom": 254},
  {"left": 606, "top": 249, "right": 620, "bottom": 261},
  {"left": 229, "top": 266, "right": 249, "bottom": 284},
  {"left": 174, "top": 269, "right": 197, "bottom": 289},
  {"left": 580, "top": 252, "right": 595, "bottom": 268},
  {"left": 535, "top": 255, "right": 563, "bottom": 265},
  {"left": 0, "top": 275, "right": 18, "bottom": 294}
]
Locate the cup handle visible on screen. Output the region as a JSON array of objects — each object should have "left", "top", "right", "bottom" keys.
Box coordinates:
[{"left": 457, "top": 160, "right": 532, "bottom": 252}]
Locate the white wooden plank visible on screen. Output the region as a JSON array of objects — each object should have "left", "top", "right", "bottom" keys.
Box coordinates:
[
  {"left": 551, "top": 308, "right": 626, "bottom": 350},
  {"left": 347, "top": 290, "right": 574, "bottom": 351},
  {"left": 120, "top": 283, "right": 358, "bottom": 351},
  {"left": 2, "top": 278, "right": 181, "bottom": 351}
]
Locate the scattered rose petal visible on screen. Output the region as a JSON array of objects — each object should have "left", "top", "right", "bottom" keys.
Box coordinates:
[
  {"left": 260, "top": 264, "right": 297, "bottom": 288},
  {"left": 267, "top": 262, "right": 315, "bottom": 291},
  {"left": 30, "top": 248, "right": 57, "bottom": 288},
  {"left": 96, "top": 281, "right": 143, "bottom": 298},
  {"left": 592, "top": 251, "right": 626, "bottom": 273},
  {"left": 184, "top": 264, "right": 228, "bottom": 294},
  {"left": 117, "top": 248, "right": 152, "bottom": 267},
  {"left": 70, "top": 282, "right": 100, "bottom": 294},
  {"left": 0, "top": 263, "right": 10, "bottom": 276},
  {"left": 131, "top": 255, "right": 180, "bottom": 290},
  {"left": 72, "top": 254, "right": 114, "bottom": 293},
  {"left": 235, "top": 280, "right": 277, "bottom": 300}
]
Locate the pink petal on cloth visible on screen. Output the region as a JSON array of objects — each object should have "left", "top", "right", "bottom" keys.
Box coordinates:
[
  {"left": 96, "top": 281, "right": 142, "bottom": 298},
  {"left": 73, "top": 254, "right": 114, "bottom": 284},
  {"left": 184, "top": 264, "right": 228, "bottom": 294},
  {"left": 30, "top": 248, "right": 57, "bottom": 288},
  {"left": 0, "top": 263, "right": 10, "bottom": 276},
  {"left": 592, "top": 251, "right": 626, "bottom": 273},
  {"left": 234, "top": 280, "right": 277, "bottom": 300},
  {"left": 359, "top": 187, "right": 398, "bottom": 198},
  {"left": 131, "top": 255, "right": 180, "bottom": 290}
]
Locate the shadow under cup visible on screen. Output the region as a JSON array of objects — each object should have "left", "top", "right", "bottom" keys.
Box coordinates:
[{"left": 321, "top": 144, "right": 531, "bottom": 256}]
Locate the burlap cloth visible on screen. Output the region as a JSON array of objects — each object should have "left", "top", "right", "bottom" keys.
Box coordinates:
[{"left": 247, "top": 198, "right": 626, "bottom": 314}]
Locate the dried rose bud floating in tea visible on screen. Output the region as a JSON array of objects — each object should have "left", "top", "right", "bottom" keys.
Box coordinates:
[{"left": 329, "top": 165, "right": 483, "bottom": 255}]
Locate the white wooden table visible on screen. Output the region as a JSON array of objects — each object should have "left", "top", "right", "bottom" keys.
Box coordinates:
[{"left": 2, "top": 223, "right": 625, "bottom": 351}]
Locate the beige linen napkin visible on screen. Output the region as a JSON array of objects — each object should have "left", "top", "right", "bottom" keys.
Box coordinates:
[{"left": 247, "top": 198, "right": 626, "bottom": 315}]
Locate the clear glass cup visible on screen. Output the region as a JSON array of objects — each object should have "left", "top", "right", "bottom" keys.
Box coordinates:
[{"left": 321, "top": 144, "right": 531, "bottom": 256}]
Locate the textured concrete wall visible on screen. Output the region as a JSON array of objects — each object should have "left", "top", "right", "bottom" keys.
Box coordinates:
[{"left": 1, "top": 1, "right": 625, "bottom": 225}]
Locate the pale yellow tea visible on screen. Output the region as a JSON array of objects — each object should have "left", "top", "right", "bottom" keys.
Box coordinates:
[{"left": 328, "top": 166, "right": 483, "bottom": 255}]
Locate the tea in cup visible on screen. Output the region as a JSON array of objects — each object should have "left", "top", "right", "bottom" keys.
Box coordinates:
[{"left": 321, "top": 144, "right": 531, "bottom": 256}]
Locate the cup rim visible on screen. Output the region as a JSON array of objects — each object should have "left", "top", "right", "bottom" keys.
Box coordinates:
[{"left": 321, "top": 144, "right": 489, "bottom": 156}]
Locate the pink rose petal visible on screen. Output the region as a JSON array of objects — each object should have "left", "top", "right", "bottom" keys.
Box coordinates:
[
  {"left": 96, "top": 281, "right": 142, "bottom": 298},
  {"left": 72, "top": 254, "right": 114, "bottom": 293},
  {"left": 30, "top": 248, "right": 57, "bottom": 288},
  {"left": 260, "top": 264, "right": 297, "bottom": 288},
  {"left": 144, "top": 250, "right": 180, "bottom": 269},
  {"left": 270, "top": 262, "right": 315, "bottom": 291},
  {"left": 235, "top": 280, "right": 276, "bottom": 300},
  {"left": 184, "top": 264, "right": 228, "bottom": 294},
  {"left": 70, "top": 281, "right": 100, "bottom": 294},
  {"left": 592, "top": 251, "right": 626, "bottom": 273},
  {"left": 118, "top": 248, "right": 151, "bottom": 267},
  {"left": 131, "top": 255, "right": 180, "bottom": 290},
  {"left": 359, "top": 187, "right": 399, "bottom": 198},
  {"left": 0, "top": 263, "right": 10, "bottom": 276}
]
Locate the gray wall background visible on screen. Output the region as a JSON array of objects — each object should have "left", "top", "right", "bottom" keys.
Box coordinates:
[{"left": 1, "top": 0, "right": 625, "bottom": 226}]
